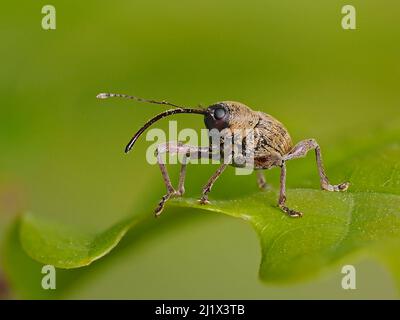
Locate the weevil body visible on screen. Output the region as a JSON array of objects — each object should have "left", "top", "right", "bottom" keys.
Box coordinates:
[
  {"left": 205, "top": 101, "right": 293, "bottom": 169},
  {"left": 97, "top": 93, "right": 350, "bottom": 217}
]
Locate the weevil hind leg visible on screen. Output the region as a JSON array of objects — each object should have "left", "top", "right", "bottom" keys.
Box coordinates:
[
  {"left": 154, "top": 142, "right": 214, "bottom": 216},
  {"left": 278, "top": 163, "right": 303, "bottom": 218},
  {"left": 283, "top": 139, "right": 350, "bottom": 192}
]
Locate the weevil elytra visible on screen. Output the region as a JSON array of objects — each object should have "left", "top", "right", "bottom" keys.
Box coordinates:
[{"left": 97, "top": 92, "right": 350, "bottom": 218}]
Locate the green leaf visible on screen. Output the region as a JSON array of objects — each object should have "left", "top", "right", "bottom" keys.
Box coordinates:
[
  {"left": 171, "top": 142, "right": 400, "bottom": 283},
  {"left": 1, "top": 209, "right": 200, "bottom": 299},
  {"left": 171, "top": 142, "right": 400, "bottom": 282},
  {"left": 1, "top": 138, "right": 400, "bottom": 297},
  {"left": 171, "top": 190, "right": 400, "bottom": 283},
  {"left": 19, "top": 214, "right": 139, "bottom": 268}
]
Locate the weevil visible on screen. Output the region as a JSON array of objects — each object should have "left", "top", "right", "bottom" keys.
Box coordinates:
[{"left": 97, "top": 92, "right": 350, "bottom": 218}]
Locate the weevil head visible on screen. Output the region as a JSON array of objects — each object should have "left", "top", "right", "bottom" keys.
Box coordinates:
[{"left": 204, "top": 101, "right": 259, "bottom": 131}]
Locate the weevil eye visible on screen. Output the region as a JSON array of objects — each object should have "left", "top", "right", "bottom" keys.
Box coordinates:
[
  {"left": 214, "top": 108, "right": 226, "bottom": 120},
  {"left": 204, "top": 103, "right": 229, "bottom": 130}
]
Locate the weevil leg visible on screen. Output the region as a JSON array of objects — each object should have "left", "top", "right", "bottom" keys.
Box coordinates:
[
  {"left": 199, "top": 163, "right": 228, "bottom": 205},
  {"left": 154, "top": 192, "right": 175, "bottom": 216},
  {"left": 156, "top": 146, "right": 176, "bottom": 194},
  {"left": 176, "top": 149, "right": 190, "bottom": 196},
  {"left": 256, "top": 170, "right": 269, "bottom": 190},
  {"left": 154, "top": 144, "right": 178, "bottom": 216},
  {"left": 278, "top": 163, "right": 303, "bottom": 218},
  {"left": 283, "top": 139, "right": 350, "bottom": 192},
  {"left": 154, "top": 142, "right": 216, "bottom": 216}
]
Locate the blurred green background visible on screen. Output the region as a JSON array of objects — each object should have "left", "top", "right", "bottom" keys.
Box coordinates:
[{"left": 0, "top": 0, "right": 399, "bottom": 299}]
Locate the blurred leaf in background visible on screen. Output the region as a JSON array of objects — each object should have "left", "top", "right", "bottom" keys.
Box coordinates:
[{"left": 0, "top": 0, "right": 399, "bottom": 299}]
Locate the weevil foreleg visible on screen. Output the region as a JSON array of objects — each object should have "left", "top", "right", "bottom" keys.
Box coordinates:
[
  {"left": 278, "top": 163, "right": 303, "bottom": 217},
  {"left": 154, "top": 142, "right": 215, "bottom": 216},
  {"left": 283, "top": 139, "right": 350, "bottom": 192}
]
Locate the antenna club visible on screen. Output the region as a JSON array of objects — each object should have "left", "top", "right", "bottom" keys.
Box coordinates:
[{"left": 96, "top": 93, "right": 111, "bottom": 99}]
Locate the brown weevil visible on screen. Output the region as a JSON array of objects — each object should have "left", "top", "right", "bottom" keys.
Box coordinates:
[{"left": 97, "top": 92, "right": 350, "bottom": 218}]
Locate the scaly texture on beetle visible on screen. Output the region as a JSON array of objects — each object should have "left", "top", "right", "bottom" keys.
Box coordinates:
[{"left": 98, "top": 93, "right": 350, "bottom": 218}]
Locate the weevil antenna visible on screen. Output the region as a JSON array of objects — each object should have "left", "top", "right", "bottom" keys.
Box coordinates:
[
  {"left": 96, "top": 92, "right": 185, "bottom": 109},
  {"left": 96, "top": 92, "right": 207, "bottom": 153}
]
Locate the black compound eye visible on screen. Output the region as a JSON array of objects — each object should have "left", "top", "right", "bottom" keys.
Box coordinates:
[{"left": 214, "top": 108, "right": 226, "bottom": 120}]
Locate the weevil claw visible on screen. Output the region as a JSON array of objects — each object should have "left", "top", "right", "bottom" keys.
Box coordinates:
[
  {"left": 198, "top": 197, "right": 210, "bottom": 205},
  {"left": 154, "top": 203, "right": 165, "bottom": 217},
  {"left": 322, "top": 181, "right": 350, "bottom": 192},
  {"left": 338, "top": 182, "right": 350, "bottom": 191},
  {"left": 279, "top": 205, "right": 303, "bottom": 218},
  {"left": 154, "top": 191, "right": 185, "bottom": 217},
  {"left": 154, "top": 193, "right": 172, "bottom": 217}
]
